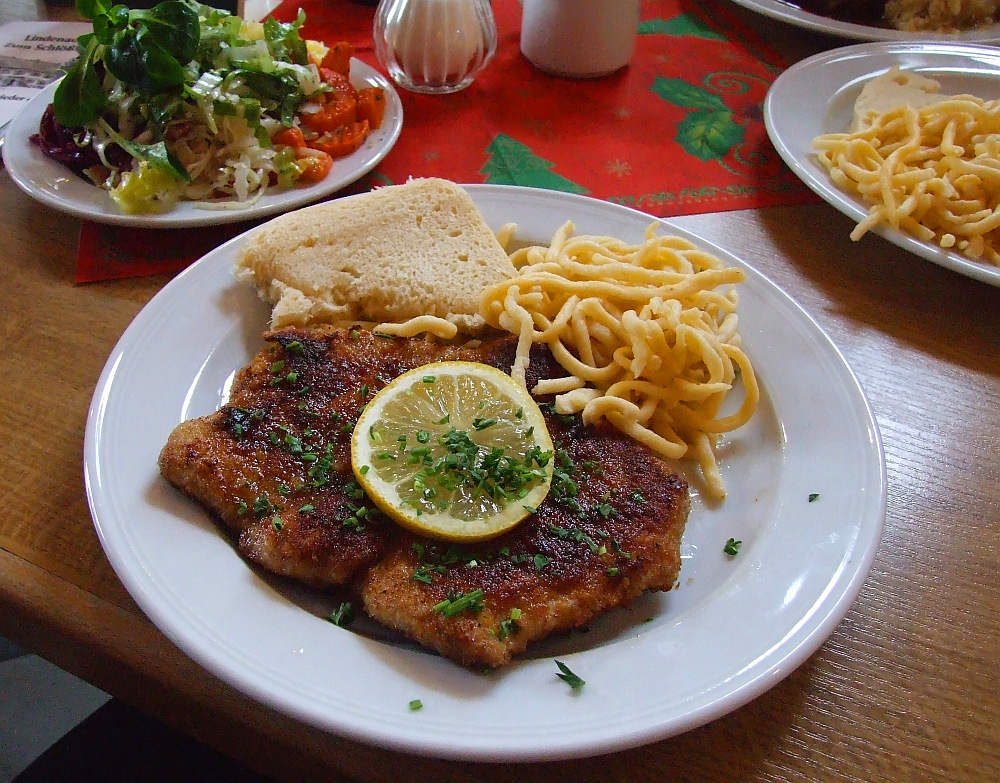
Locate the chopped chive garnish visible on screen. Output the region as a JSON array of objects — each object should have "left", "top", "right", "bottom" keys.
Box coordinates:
[
  {"left": 808, "top": 493, "right": 820, "bottom": 502},
  {"left": 433, "top": 589, "right": 485, "bottom": 617},
  {"left": 408, "top": 699, "right": 423, "bottom": 711}
]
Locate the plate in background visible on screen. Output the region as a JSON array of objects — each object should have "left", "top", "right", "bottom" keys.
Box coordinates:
[
  {"left": 2, "top": 59, "right": 402, "bottom": 228},
  {"left": 765, "top": 41, "right": 1000, "bottom": 287},
  {"left": 728, "top": 0, "right": 1000, "bottom": 42}
]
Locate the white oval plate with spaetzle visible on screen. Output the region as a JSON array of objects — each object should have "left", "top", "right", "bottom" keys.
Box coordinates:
[
  {"left": 765, "top": 41, "right": 1000, "bottom": 288},
  {"left": 84, "top": 185, "right": 886, "bottom": 761}
]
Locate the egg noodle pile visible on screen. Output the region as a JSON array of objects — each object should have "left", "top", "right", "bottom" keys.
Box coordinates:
[
  {"left": 478, "top": 221, "right": 758, "bottom": 500},
  {"left": 812, "top": 96, "right": 1000, "bottom": 266}
]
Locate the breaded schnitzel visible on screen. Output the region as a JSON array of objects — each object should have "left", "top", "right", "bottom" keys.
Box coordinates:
[{"left": 159, "top": 326, "right": 689, "bottom": 667}]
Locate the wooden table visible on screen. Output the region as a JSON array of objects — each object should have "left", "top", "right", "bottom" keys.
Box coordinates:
[{"left": 2, "top": 2, "right": 998, "bottom": 781}]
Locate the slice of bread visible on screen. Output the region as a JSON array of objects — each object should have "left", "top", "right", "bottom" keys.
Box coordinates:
[
  {"left": 851, "top": 66, "right": 946, "bottom": 131},
  {"left": 234, "top": 178, "right": 516, "bottom": 331}
]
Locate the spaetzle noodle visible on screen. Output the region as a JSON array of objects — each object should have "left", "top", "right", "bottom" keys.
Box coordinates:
[
  {"left": 373, "top": 315, "right": 459, "bottom": 339},
  {"left": 812, "top": 94, "right": 1000, "bottom": 266},
  {"left": 480, "top": 221, "right": 759, "bottom": 500}
]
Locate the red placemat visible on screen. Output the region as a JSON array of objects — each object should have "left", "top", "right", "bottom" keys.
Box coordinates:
[{"left": 75, "top": 0, "right": 817, "bottom": 283}]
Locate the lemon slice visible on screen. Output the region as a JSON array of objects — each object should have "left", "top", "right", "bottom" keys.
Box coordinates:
[{"left": 351, "top": 361, "right": 554, "bottom": 542}]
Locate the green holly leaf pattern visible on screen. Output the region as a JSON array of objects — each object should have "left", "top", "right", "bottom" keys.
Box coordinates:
[
  {"left": 481, "top": 134, "right": 588, "bottom": 194},
  {"left": 675, "top": 110, "right": 745, "bottom": 161},
  {"left": 650, "top": 77, "right": 727, "bottom": 111},
  {"left": 638, "top": 15, "right": 728, "bottom": 41}
]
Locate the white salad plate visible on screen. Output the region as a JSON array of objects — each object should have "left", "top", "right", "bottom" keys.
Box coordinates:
[
  {"left": 84, "top": 185, "right": 886, "bottom": 761},
  {"left": 765, "top": 42, "right": 1000, "bottom": 288},
  {"left": 1, "top": 59, "right": 402, "bottom": 228},
  {"left": 728, "top": 0, "right": 1000, "bottom": 42}
]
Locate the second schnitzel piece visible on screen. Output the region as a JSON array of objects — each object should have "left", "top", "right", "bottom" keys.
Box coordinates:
[{"left": 358, "top": 410, "right": 689, "bottom": 669}]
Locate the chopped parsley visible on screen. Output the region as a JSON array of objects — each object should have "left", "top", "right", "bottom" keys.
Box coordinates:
[
  {"left": 225, "top": 406, "right": 265, "bottom": 438},
  {"left": 408, "top": 699, "right": 423, "bottom": 711},
  {"left": 253, "top": 494, "right": 275, "bottom": 517},
  {"left": 555, "top": 660, "right": 585, "bottom": 690},
  {"left": 549, "top": 524, "right": 600, "bottom": 553},
  {"left": 809, "top": 493, "right": 820, "bottom": 502},
  {"left": 550, "top": 448, "right": 583, "bottom": 516},
  {"left": 540, "top": 401, "right": 577, "bottom": 427},
  {"left": 394, "top": 428, "right": 551, "bottom": 510},
  {"left": 724, "top": 537, "right": 742, "bottom": 557},
  {"left": 496, "top": 608, "right": 522, "bottom": 641},
  {"left": 326, "top": 602, "right": 354, "bottom": 627}
]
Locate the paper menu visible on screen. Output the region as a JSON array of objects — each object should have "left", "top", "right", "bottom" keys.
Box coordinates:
[
  {"left": 0, "top": 21, "right": 88, "bottom": 71},
  {"left": 0, "top": 21, "right": 89, "bottom": 129}
]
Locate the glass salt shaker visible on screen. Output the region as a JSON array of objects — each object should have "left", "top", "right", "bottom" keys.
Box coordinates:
[{"left": 373, "top": 0, "right": 497, "bottom": 95}]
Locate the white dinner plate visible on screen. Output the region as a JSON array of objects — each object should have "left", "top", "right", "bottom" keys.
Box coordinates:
[
  {"left": 728, "top": 0, "right": 1000, "bottom": 41},
  {"left": 1, "top": 60, "right": 402, "bottom": 228},
  {"left": 764, "top": 42, "right": 1000, "bottom": 288},
  {"left": 84, "top": 185, "right": 886, "bottom": 761}
]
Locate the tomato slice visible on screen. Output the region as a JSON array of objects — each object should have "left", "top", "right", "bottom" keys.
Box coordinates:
[
  {"left": 308, "top": 120, "right": 371, "bottom": 159},
  {"left": 356, "top": 87, "right": 386, "bottom": 130},
  {"left": 319, "top": 68, "right": 356, "bottom": 97},
  {"left": 301, "top": 93, "right": 357, "bottom": 133},
  {"left": 295, "top": 151, "right": 334, "bottom": 183},
  {"left": 271, "top": 126, "right": 305, "bottom": 148},
  {"left": 320, "top": 41, "right": 354, "bottom": 75}
]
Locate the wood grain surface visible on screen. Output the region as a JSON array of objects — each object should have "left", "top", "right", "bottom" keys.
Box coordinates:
[{"left": 1, "top": 2, "right": 998, "bottom": 782}]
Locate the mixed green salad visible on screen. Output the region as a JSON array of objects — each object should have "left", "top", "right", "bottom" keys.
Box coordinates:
[{"left": 34, "top": 0, "right": 380, "bottom": 214}]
